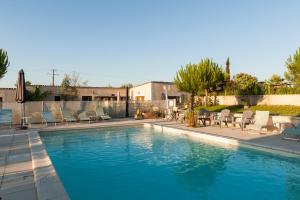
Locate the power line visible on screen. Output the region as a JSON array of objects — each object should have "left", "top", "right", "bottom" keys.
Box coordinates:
[{"left": 47, "top": 69, "right": 59, "bottom": 86}]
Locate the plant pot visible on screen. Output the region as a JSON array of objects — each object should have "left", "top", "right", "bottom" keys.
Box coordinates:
[{"left": 134, "top": 115, "right": 143, "bottom": 120}]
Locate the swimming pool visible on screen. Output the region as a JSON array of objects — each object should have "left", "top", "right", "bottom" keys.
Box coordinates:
[{"left": 40, "top": 126, "right": 300, "bottom": 200}]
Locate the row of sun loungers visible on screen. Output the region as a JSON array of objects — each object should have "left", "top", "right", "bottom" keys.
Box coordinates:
[
  {"left": 42, "top": 106, "right": 111, "bottom": 126},
  {"left": 0, "top": 106, "right": 111, "bottom": 128}
]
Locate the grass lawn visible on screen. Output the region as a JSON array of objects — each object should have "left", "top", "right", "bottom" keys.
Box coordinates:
[{"left": 195, "top": 105, "right": 300, "bottom": 116}]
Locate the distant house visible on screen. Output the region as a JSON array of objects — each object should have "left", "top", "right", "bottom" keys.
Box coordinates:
[{"left": 129, "top": 81, "right": 189, "bottom": 103}]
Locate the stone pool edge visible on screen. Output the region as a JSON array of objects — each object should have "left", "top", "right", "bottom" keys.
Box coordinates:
[
  {"left": 28, "top": 131, "right": 70, "bottom": 200},
  {"left": 145, "top": 123, "right": 300, "bottom": 158}
]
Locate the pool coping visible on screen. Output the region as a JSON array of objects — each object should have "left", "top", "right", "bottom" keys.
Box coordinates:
[
  {"left": 28, "top": 131, "right": 69, "bottom": 200},
  {"left": 29, "top": 121, "right": 300, "bottom": 200}
]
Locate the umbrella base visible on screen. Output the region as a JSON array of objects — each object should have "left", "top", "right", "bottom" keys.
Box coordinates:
[{"left": 15, "top": 125, "right": 28, "bottom": 130}]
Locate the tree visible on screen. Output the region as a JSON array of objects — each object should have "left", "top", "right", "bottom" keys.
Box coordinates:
[
  {"left": 25, "top": 81, "right": 32, "bottom": 86},
  {"left": 197, "top": 58, "right": 225, "bottom": 106},
  {"left": 0, "top": 49, "right": 10, "bottom": 79},
  {"left": 233, "top": 73, "right": 261, "bottom": 95},
  {"left": 284, "top": 47, "right": 300, "bottom": 87},
  {"left": 61, "top": 74, "right": 77, "bottom": 100},
  {"left": 174, "top": 59, "right": 225, "bottom": 126},
  {"left": 27, "top": 86, "right": 51, "bottom": 101},
  {"left": 225, "top": 57, "right": 230, "bottom": 82},
  {"left": 268, "top": 74, "right": 284, "bottom": 85},
  {"left": 120, "top": 83, "right": 133, "bottom": 88},
  {"left": 60, "top": 72, "right": 88, "bottom": 100},
  {"left": 174, "top": 63, "right": 201, "bottom": 126}
]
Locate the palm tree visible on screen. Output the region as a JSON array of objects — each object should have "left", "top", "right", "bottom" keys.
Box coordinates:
[{"left": 0, "top": 49, "right": 10, "bottom": 79}]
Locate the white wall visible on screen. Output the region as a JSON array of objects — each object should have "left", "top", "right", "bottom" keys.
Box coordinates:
[
  {"left": 129, "top": 83, "right": 152, "bottom": 100},
  {"left": 130, "top": 82, "right": 189, "bottom": 101}
]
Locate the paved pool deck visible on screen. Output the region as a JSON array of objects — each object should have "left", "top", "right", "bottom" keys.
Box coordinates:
[{"left": 0, "top": 118, "right": 299, "bottom": 200}]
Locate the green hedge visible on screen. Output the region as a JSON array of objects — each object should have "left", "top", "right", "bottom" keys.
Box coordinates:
[{"left": 195, "top": 105, "right": 300, "bottom": 116}]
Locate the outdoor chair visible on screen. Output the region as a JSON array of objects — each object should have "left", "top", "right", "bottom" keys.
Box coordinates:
[
  {"left": 95, "top": 106, "right": 111, "bottom": 120},
  {"left": 232, "top": 110, "right": 253, "bottom": 131},
  {"left": 214, "top": 109, "right": 231, "bottom": 128},
  {"left": 0, "top": 109, "right": 12, "bottom": 128},
  {"left": 246, "top": 111, "right": 270, "bottom": 133},
  {"left": 165, "top": 107, "right": 178, "bottom": 121},
  {"left": 281, "top": 123, "right": 300, "bottom": 141},
  {"left": 41, "top": 111, "right": 58, "bottom": 126},
  {"left": 164, "top": 109, "right": 174, "bottom": 120}
]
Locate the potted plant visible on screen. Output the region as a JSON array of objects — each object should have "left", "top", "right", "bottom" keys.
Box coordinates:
[
  {"left": 134, "top": 109, "right": 143, "bottom": 120},
  {"left": 184, "top": 110, "right": 197, "bottom": 127}
]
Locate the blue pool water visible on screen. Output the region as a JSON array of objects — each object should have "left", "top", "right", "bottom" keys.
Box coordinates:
[{"left": 40, "top": 126, "right": 300, "bottom": 200}]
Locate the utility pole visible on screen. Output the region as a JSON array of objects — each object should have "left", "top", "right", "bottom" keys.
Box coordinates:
[{"left": 48, "top": 69, "right": 59, "bottom": 86}]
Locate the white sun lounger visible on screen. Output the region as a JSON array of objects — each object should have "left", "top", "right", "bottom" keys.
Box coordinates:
[
  {"left": 0, "top": 109, "right": 12, "bottom": 128},
  {"left": 42, "top": 111, "right": 58, "bottom": 126},
  {"left": 60, "top": 107, "right": 77, "bottom": 123},
  {"left": 95, "top": 106, "right": 111, "bottom": 120}
]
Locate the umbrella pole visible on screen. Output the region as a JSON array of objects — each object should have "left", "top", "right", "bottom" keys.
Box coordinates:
[{"left": 22, "top": 103, "right": 25, "bottom": 128}]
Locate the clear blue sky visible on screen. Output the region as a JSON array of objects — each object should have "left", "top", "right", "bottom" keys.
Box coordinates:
[{"left": 0, "top": 0, "right": 300, "bottom": 87}]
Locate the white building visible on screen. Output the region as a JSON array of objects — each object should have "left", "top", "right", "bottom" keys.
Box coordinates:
[{"left": 129, "top": 81, "right": 189, "bottom": 103}]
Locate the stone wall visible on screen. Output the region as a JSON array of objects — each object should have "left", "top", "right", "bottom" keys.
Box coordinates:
[{"left": 216, "top": 95, "right": 300, "bottom": 106}]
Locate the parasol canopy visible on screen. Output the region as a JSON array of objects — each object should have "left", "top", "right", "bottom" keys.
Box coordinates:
[{"left": 15, "top": 69, "right": 26, "bottom": 103}]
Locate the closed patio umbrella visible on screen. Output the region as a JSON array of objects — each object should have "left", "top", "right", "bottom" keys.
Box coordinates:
[{"left": 15, "top": 69, "right": 27, "bottom": 129}]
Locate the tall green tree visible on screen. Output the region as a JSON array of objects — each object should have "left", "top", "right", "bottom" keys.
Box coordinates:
[
  {"left": 174, "top": 63, "right": 200, "bottom": 112},
  {"left": 0, "top": 49, "right": 10, "bottom": 79},
  {"left": 225, "top": 57, "right": 230, "bottom": 82},
  {"left": 284, "top": 47, "right": 300, "bottom": 87},
  {"left": 197, "top": 58, "right": 225, "bottom": 106},
  {"left": 174, "top": 59, "right": 225, "bottom": 126}
]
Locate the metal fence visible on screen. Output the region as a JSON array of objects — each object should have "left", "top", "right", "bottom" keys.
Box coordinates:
[{"left": 0, "top": 100, "right": 175, "bottom": 125}]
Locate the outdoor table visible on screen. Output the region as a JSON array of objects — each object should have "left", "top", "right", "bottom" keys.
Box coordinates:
[{"left": 198, "top": 115, "right": 211, "bottom": 126}]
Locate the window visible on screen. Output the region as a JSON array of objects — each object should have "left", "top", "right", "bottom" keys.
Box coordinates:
[
  {"left": 54, "top": 96, "right": 61, "bottom": 101},
  {"left": 82, "top": 96, "right": 92, "bottom": 101},
  {"left": 168, "top": 96, "right": 180, "bottom": 104},
  {"left": 0, "top": 97, "right": 2, "bottom": 102},
  {"left": 136, "top": 96, "right": 145, "bottom": 101}
]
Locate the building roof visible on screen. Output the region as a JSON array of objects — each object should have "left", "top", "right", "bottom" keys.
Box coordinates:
[
  {"left": 133, "top": 81, "right": 174, "bottom": 88},
  {"left": 26, "top": 85, "right": 125, "bottom": 89}
]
